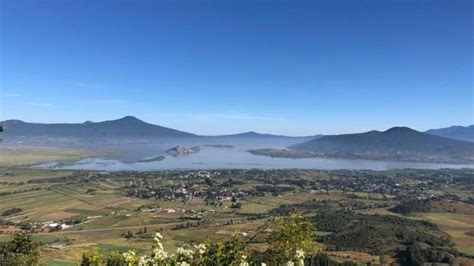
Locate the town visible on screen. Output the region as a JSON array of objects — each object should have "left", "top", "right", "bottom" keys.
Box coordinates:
[{"left": 0, "top": 167, "right": 472, "bottom": 265}]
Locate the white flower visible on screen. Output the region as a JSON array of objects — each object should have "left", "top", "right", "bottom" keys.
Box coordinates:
[
  {"left": 194, "top": 243, "right": 206, "bottom": 254},
  {"left": 123, "top": 250, "right": 137, "bottom": 263},
  {"left": 152, "top": 248, "right": 169, "bottom": 261},
  {"left": 285, "top": 261, "right": 295, "bottom": 266},
  {"left": 177, "top": 247, "right": 194, "bottom": 256},
  {"left": 154, "top": 242, "right": 163, "bottom": 250},
  {"left": 154, "top": 235, "right": 164, "bottom": 245},
  {"left": 261, "top": 263, "right": 267, "bottom": 266},
  {"left": 176, "top": 246, "right": 194, "bottom": 262},
  {"left": 294, "top": 249, "right": 305, "bottom": 266},
  {"left": 239, "top": 255, "right": 249, "bottom": 266},
  {"left": 295, "top": 249, "right": 305, "bottom": 259},
  {"left": 155, "top": 232, "right": 163, "bottom": 239},
  {"left": 178, "top": 262, "right": 190, "bottom": 266},
  {"left": 138, "top": 255, "right": 151, "bottom": 266}
]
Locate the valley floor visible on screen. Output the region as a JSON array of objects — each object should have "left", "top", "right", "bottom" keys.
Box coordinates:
[{"left": 0, "top": 158, "right": 473, "bottom": 265}]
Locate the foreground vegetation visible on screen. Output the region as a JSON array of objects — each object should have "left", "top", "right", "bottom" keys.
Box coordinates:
[
  {"left": 0, "top": 165, "right": 473, "bottom": 265},
  {"left": 2, "top": 213, "right": 356, "bottom": 266}
]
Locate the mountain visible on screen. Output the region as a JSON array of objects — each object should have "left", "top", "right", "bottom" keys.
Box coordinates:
[
  {"left": 214, "top": 131, "right": 320, "bottom": 140},
  {"left": 0, "top": 116, "right": 318, "bottom": 140},
  {"left": 426, "top": 125, "right": 474, "bottom": 142},
  {"left": 0, "top": 116, "right": 196, "bottom": 138},
  {"left": 284, "top": 127, "right": 474, "bottom": 163}
]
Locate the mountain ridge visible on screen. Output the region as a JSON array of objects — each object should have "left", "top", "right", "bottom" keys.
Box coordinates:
[
  {"left": 0, "top": 116, "right": 196, "bottom": 138},
  {"left": 249, "top": 127, "right": 474, "bottom": 164},
  {"left": 210, "top": 131, "right": 320, "bottom": 139},
  {"left": 287, "top": 127, "right": 474, "bottom": 163},
  {"left": 425, "top": 125, "right": 474, "bottom": 142},
  {"left": 0, "top": 116, "right": 318, "bottom": 139}
]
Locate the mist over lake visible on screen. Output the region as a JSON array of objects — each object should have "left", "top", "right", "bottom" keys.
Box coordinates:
[{"left": 23, "top": 137, "right": 473, "bottom": 171}]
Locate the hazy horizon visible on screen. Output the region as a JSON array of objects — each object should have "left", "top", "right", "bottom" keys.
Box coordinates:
[{"left": 1, "top": 114, "right": 472, "bottom": 137}]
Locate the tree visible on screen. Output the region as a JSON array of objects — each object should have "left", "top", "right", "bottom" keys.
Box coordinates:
[
  {"left": 125, "top": 231, "right": 134, "bottom": 239},
  {"left": 0, "top": 232, "right": 42, "bottom": 266},
  {"left": 268, "top": 212, "right": 318, "bottom": 263},
  {"left": 403, "top": 242, "right": 426, "bottom": 266},
  {"left": 73, "top": 220, "right": 356, "bottom": 266},
  {"left": 231, "top": 202, "right": 242, "bottom": 209},
  {"left": 304, "top": 252, "right": 332, "bottom": 266}
]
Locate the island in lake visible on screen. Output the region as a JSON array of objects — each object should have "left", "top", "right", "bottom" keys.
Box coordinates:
[{"left": 166, "top": 145, "right": 201, "bottom": 156}]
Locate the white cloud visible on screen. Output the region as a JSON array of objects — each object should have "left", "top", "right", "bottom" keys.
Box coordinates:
[
  {"left": 25, "top": 101, "right": 65, "bottom": 108},
  {"left": 3, "top": 93, "right": 21, "bottom": 97}
]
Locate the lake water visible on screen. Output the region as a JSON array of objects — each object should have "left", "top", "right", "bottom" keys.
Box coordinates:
[{"left": 32, "top": 137, "right": 474, "bottom": 171}]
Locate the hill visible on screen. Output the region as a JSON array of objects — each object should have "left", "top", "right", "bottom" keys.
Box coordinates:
[
  {"left": 0, "top": 117, "right": 318, "bottom": 143},
  {"left": 426, "top": 125, "right": 474, "bottom": 142},
  {"left": 0, "top": 116, "right": 196, "bottom": 138},
  {"left": 213, "top": 131, "right": 320, "bottom": 141},
  {"left": 289, "top": 127, "right": 474, "bottom": 163},
  {"left": 250, "top": 127, "right": 474, "bottom": 164}
]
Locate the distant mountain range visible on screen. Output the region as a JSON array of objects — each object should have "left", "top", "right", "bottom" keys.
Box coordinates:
[
  {"left": 0, "top": 116, "right": 196, "bottom": 138},
  {"left": 251, "top": 127, "right": 474, "bottom": 164},
  {"left": 2, "top": 116, "right": 473, "bottom": 164},
  {"left": 425, "top": 125, "right": 474, "bottom": 142},
  {"left": 212, "top": 131, "right": 320, "bottom": 140},
  {"left": 0, "top": 116, "right": 314, "bottom": 140}
]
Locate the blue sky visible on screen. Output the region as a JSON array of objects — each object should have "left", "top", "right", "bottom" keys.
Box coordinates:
[{"left": 0, "top": 0, "right": 472, "bottom": 135}]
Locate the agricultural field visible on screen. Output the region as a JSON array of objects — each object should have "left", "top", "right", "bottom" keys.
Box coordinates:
[
  {"left": 0, "top": 167, "right": 473, "bottom": 265},
  {"left": 420, "top": 212, "right": 474, "bottom": 256},
  {"left": 0, "top": 146, "right": 102, "bottom": 167}
]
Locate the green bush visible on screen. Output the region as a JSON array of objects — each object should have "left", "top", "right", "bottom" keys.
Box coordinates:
[{"left": 0, "top": 232, "right": 42, "bottom": 266}]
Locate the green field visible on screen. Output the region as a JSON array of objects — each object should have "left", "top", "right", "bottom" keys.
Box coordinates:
[
  {"left": 1, "top": 166, "right": 473, "bottom": 265},
  {"left": 0, "top": 146, "right": 102, "bottom": 167},
  {"left": 421, "top": 212, "right": 474, "bottom": 256}
]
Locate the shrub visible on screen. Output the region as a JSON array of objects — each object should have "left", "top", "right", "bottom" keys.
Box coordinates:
[
  {"left": 77, "top": 212, "right": 325, "bottom": 266},
  {"left": 0, "top": 232, "right": 42, "bottom": 266},
  {"left": 81, "top": 248, "right": 104, "bottom": 266},
  {"left": 267, "top": 212, "right": 318, "bottom": 264}
]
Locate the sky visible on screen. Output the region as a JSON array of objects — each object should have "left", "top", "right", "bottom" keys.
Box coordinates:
[{"left": 0, "top": 0, "right": 472, "bottom": 136}]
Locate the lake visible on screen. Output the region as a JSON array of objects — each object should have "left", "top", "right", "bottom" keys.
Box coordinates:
[{"left": 32, "top": 137, "right": 474, "bottom": 171}]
